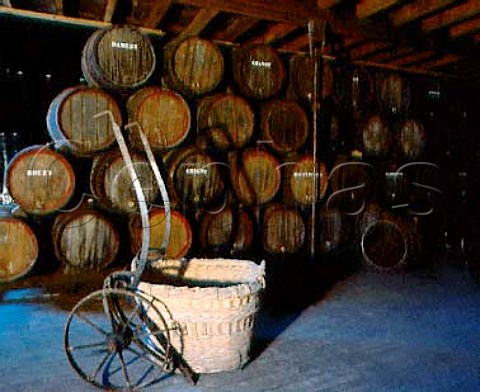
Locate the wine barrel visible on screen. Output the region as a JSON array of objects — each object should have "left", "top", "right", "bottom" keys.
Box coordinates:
[
  {"left": 199, "top": 207, "right": 255, "bottom": 255},
  {"left": 283, "top": 154, "right": 328, "bottom": 206},
  {"left": 197, "top": 93, "right": 254, "bottom": 150},
  {"left": 129, "top": 207, "right": 193, "bottom": 260},
  {"left": 334, "top": 66, "right": 373, "bottom": 119},
  {"left": 376, "top": 72, "right": 410, "bottom": 116},
  {"left": 82, "top": 26, "right": 156, "bottom": 93},
  {"left": 232, "top": 45, "right": 285, "bottom": 100},
  {"left": 166, "top": 146, "right": 225, "bottom": 208},
  {"left": 327, "top": 154, "right": 374, "bottom": 214},
  {"left": 289, "top": 54, "right": 320, "bottom": 101},
  {"left": 361, "top": 113, "right": 392, "bottom": 158},
  {"left": 0, "top": 212, "right": 39, "bottom": 283},
  {"left": 260, "top": 99, "right": 309, "bottom": 154},
  {"left": 397, "top": 119, "right": 427, "bottom": 161},
  {"left": 315, "top": 205, "right": 351, "bottom": 254},
  {"left": 127, "top": 86, "right": 191, "bottom": 151},
  {"left": 163, "top": 36, "right": 224, "bottom": 96},
  {"left": 357, "top": 203, "right": 415, "bottom": 270},
  {"left": 52, "top": 206, "right": 120, "bottom": 272},
  {"left": 7, "top": 145, "right": 76, "bottom": 215},
  {"left": 46, "top": 85, "right": 122, "bottom": 156},
  {"left": 229, "top": 148, "right": 281, "bottom": 205},
  {"left": 262, "top": 203, "right": 306, "bottom": 254},
  {"left": 90, "top": 149, "right": 159, "bottom": 214}
]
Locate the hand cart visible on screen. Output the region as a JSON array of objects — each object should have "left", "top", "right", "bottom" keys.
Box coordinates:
[{"left": 63, "top": 111, "right": 197, "bottom": 390}]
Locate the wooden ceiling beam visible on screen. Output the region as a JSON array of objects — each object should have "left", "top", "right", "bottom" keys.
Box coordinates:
[
  {"left": 210, "top": 15, "right": 260, "bottom": 42},
  {"left": 180, "top": 7, "right": 219, "bottom": 36},
  {"left": 390, "top": 0, "right": 458, "bottom": 27},
  {"left": 366, "top": 46, "right": 414, "bottom": 62},
  {"left": 316, "top": 0, "right": 342, "bottom": 10},
  {"left": 102, "top": 0, "right": 117, "bottom": 22},
  {"left": 449, "top": 14, "right": 480, "bottom": 38},
  {"left": 422, "top": 0, "right": 480, "bottom": 33},
  {"left": 350, "top": 41, "right": 391, "bottom": 59},
  {"left": 246, "top": 22, "right": 299, "bottom": 45},
  {"left": 387, "top": 50, "right": 435, "bottom": 66},
  {"left": 417, "top": 54, "right": 462, "bottom": 69},
  {"left": 142, "top": 0, "right": 171, "bottom": 28},
  {"left": 356, "top": 0, "right": 399, "bottom": 20},
  {"left": 279, "top": 34, "right": 310, "bottom": 52},
  {"left": 173, "top": 0, "right": 328, "bottom": 25}
]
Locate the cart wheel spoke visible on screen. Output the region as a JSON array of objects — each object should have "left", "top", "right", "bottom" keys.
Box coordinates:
[
  {"left": 75, "top": 312, "right": 109, "bottom": 337},
  {"left": 64, "top": 288, "right": 174, "bottom": 390},
  {"left": 118, "top": 350, "right": 132, "bottom": 388}
]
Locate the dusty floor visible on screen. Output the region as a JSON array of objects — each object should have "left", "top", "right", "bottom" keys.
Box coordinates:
[{"left": 1, "top": 253, "right": 479, "bottom": 391}]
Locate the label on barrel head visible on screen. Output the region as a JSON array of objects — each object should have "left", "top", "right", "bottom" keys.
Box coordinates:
[
  {"left": 111, "top": 41, "right": 139, "bottom": 50},
  {"left": 26, "top": 169, "right": 53, "bottom": 177}
]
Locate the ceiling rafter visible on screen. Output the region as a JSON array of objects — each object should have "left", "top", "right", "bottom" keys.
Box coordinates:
[
  {"left": 389, "top": 0, "right": 458, "bottom": 27},
  {"left": 421, "top": 0, "right": 480, "bottom": 33}
]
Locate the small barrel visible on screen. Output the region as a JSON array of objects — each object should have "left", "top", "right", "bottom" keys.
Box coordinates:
[
  {"left": 166, "top": 146, "right": 226, "bottom": 208},
  {"left": 197, "top": 93, "right": 255, "bottom": 150},
  {"left": 199, "top": 207, "right": 255, "bottom": 255},
  {"left": 260, "top": 99, "right": 309, "bottom": 154},
  {"left": 262, "top": 203, "right": 306, "bottom": 254},
  {"left": 52, "top": 206, "right": 120, "bottom": 271},
  {"left": 129, "top": 206, "right": 193, "bottom": 260},
  {"left": 81, "top": 26, "right": 156, "bottom": 93},
  {"left": 361, "top": 113, "right": 392, "bottom": 158},
  {"left": 282, "top": 154, "right": 328, "bottom": 206},
  {"left": 0, "top": 213, "right": 39, "bottom": 283},
  {"left": 376, "top": 72, "right": 410, "bottom": 116},
  {"left": 357, "top": 203, "right": 414, "bottom": 270},
  {"left": 397, "top": 119, "right": 427, "bottom": 161},
  {"left": 7, "top": 145, "right": 76, "bottom": 215},
  {"left": 46, "top": 85, "right": 122, "bottom": 156},
  {"left": 229, "top": 148, "right": 281, "bottom": 205},
  {"left": 232, "top": 45, "right": 285, "bottom": 100},
  {"left": 127, "top": 86, "right": 191, "bottom": 151},
  {"left": 163, "top": 36, "right": 224, "bottom": 96},
  {"left": 90, "top": 149, "right": 159, "bottom": 214}
]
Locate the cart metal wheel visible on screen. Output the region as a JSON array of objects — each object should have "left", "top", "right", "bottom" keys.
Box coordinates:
[{"left": 64, "top": 288, "right": 175, "bottom": 391}]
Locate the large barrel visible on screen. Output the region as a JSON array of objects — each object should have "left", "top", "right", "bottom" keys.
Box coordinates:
[
  {"left": 327, "top": 154, "right": 374, "bottom": 214},
  {"left": 334, "top": 66, "right": 373, "bottom": 119},
  {"left": 376, "top": 72, "right": 410, "bottom": 116},
  {"left": 232, "top": 45, "right": 285, "bottom": 100},
  {"left": 52, "top": 205, "right": 120, "bottom": 272},
  {"left": 46, "top": 85, "right": 122, "bottom": 156},
  {"left": 163, "top": 36, "right": 224, "bottom": 96},
  {"left": 260, "top": 99, "right": 309, "bottom": 154},
  {"left": 397, "top": 119, "right": 427, "bottom": 161},
  {"left": 289, "top": 54, "right": 320, "bottom": 102},
  {"left": 127, "top": 86, "right": 191, "bottom": 151},
  {"left": 282, "top": 154, "right": 328, "bottom": 206},
  {"left": 361, "top": 113, "right": 392, "bottom": 158},
  {"left": 166, "top": 146, "right": 225, "bottom": 208},
  {"left": 7, "top": 145, "right": 76, "bottom": 215},
  {"left": 199, "top": 207, "right": 255, "bottom": 255},
  {"left": 89, "top": 149, "right": 159, "bottom": 214},
  {"left": 357, "top": 203, "right": 415, "bottom": 270},
  {"left": 81, "top": 26, "right": 156, "bottom": 93},
  {"left": 262, "top": 203, "right": 306, "bottom": 254},
  {"left": 229, "top": 148, "right": 281, "bottom": 205},
  {"left": 0, "top": 212, "right": 39, "bottom": 283},
  {"left": 314, "top": 205, "right": 351, "bottom": 254},
  {"left": 129, "top": 206, "right": 193, "bottom": 260},
  {"left": 197, "top": 93, "right": 255, "bottom": 150}
]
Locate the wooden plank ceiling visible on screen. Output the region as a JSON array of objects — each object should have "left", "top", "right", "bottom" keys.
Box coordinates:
[{"left": 1, "top": 0, "right": 480, "bottom": 82}]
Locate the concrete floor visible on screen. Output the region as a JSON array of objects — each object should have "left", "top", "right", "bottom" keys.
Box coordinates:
[{"left": 1, "top": 255, "right": 479, "bottom": 391}]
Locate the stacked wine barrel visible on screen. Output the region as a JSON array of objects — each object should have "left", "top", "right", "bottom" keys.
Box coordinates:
[{"left": 1, "top": 25, "right": 442, "bottom": 282}]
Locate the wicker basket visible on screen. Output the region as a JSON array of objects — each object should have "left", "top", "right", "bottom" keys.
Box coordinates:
[{"left": 138, "top": 258, "right": 266, "bottom": 373}]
